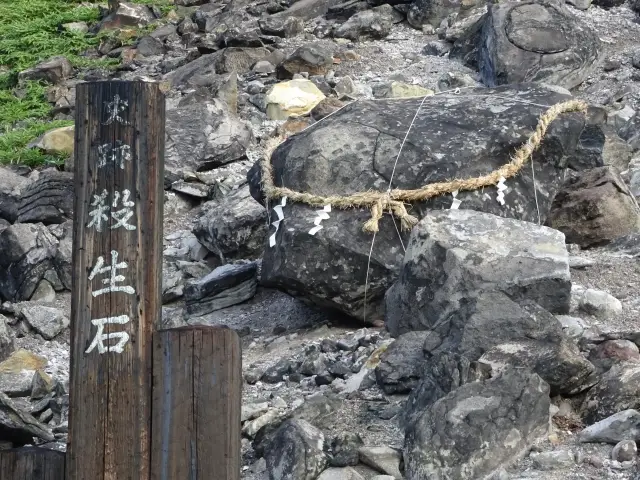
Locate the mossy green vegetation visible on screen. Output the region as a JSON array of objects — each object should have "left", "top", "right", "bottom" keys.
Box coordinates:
[{"left": 0, "top": 0, "right": 172, "bottom": 166}]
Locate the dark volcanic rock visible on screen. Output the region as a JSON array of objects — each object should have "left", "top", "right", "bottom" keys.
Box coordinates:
[
  {"left": 452, "top": 0, "right": 601, "bottom": 89},
  {"left": 184, "top": 262, "right": 258, "bottom": 317},
  {"left": 250, "top": 84, "right": 591, "bottom": 321},
  {"left": 375, "top": 331, "right": 430, "bottom": 394},
  {"left": 582, "top": 362, "right": 640, "bottom": 424},
  {"left": 0, "top": 392, "right": 54, "bottom": 446},
  {"left": 265, "top": 419, "right": 328, "bottom": 480},
  {"left": 16, "top": 171, "right": 73, "bottom": 224},
  {"left": 404, "top": 368, "right": 550, "bottom": 480},
  {"left": 548, "top": 166, "right": 640, "bottom": 248},
  {"left": 385, "top": 210, "right": 571, "bottom": 336}
]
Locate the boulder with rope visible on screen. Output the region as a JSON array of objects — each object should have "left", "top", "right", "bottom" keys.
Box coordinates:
[{"left": 248, "top": 83, "right": 601, "bottom": 322}]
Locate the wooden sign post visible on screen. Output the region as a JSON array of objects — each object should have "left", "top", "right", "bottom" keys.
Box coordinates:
[{"left": 68, "top": 81, "right": 164, "bottom": 480}]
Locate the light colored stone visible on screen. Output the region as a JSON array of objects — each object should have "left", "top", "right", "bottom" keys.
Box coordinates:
[
  {"left": 31, "top": 125, "right": 74, "bottom": 156},
  {"left": 530, "top": 449, "right": 575, "bottom": 470},
  {"left": 317, "top": 467, "right": 365, "bottom": 480},
  {"left": 241, "top": 402, "right": 270, "bottom": 422},
  {"left": 580, "top": 410, "right": 640, "bottom": 444},
  {"left": 386, "top": 81, "right": 434, "bottom": 98},
  {"left": 62, "top": 22, "right": 89, "bottom": 33},
  {"left": 265, "top": 79, "right": 326, "bottom": 120},
  {"left": 612, "top": 440, "right": 637, "bottom": 462},
  {"left": 19, "top": 304, "right": 69, "bottom": 340},
  {"left": 359, "top": 446, "right": 402, "bottom": 479},
  {"left": 30, "top": 280, "right": 56, "bottom": 303},
  {"left": 577, "top": 288, "right": 622, "bottom": 319}
]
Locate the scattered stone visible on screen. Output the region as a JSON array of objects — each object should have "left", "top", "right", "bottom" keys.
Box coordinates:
[
  {"left": 265, "top": 79, "right": 326, "bottom": 120},
  {"left": 259, "top": 16, "right": 305, "bottom": 38},
  {"left": 0, "top": 315, "right": 14, "bottom": 362},
  {"left": 329, "top": 432, "right": 364, "bottom": 467},
  {"left": 422, "top": 40, "right": 452, "bottom": 56},
  {"left": 0, "top": 392, "right": 54, "bottom": 445},
  {"left": 29, "top": 125, "right": 74, "bottom": 157},
  {"left": 358, "top": 446, "right": 402, "bottom": 479},
  {"left": 242, "top": 402, "right": 270, "bottom": 422},
  {"left": 165, "top": 98, "right": 253, "bottom": 176},
  {"left": 62, "top": 22, "right": 89, "bottom": 33},
  {"left": 317, "top": 467, "right": 365, "bottom": 480},
  {"left": 382, "top": 81, "right": 434, "bottom": 99},
  {"left": 582, "top": 361, "right": 640, "bottom": 423},
  {"left": 310, "top": 97, "right": 345, "bottom": 120},
  {"left": 407, "top": 0, "right": 476, "bottom": 29},
  {"left": 135, "top": 36, "right": 166, "bottom": 57},
  {"left": 333, "top": 5, "right": 401, "bottom": 41},
  {"left": 278, "top": 43, "right": 334, "bottom": 79},
  {"left": 611, "top": 440, "right": 637, "bottom": 462},
  {"left": 99, "top": 1, "right": 155, "bottom": 30},
  {"left": 243, "top": 409, "right": 283, "bottom": 438},
  {"left": 334, "top": 76, "right": 358, "bottom": 99},
  {"left": 576, "top": 288, "right": 623, "bottom": 320},
  {"left": 404, "top": 369, "right": 550, "bottom": 480},
  {"left": 253, "top": 60, "right": 276, "bottom": 74},
  {"left": 548, "top": 167, "right": 640, "bottom": 248},
  {"left": 265, "top": 419, "right": 328, "bottom": 480},
  {"left": 556, "top": 315, "right": 588, "bottom": 340},
  {"left": 18, "top": 56, "right": 73, "bottom": 85},
  {"left": 580, "top": 409, "right": 640, "bottom": 444},
  {"left": 375, "top": 332, "right": 428, "bottom": 394},
  {"left": 193, "top": 186, "right": 267, "bottom": 263},
  {"left": 262, "top": 358, "right": 293, "bottom": 383},
  {"left": 184, "top": 262, "right": 258, "bottom": 316},
  {"left": 530, "top": 450, "right": 575, "bottom": 470},
  {"left": 30, "top": 280, "right": 56, "bottom": 303},
  {"left": 19, "top": 304, "right": 69, "bottom": 340}
]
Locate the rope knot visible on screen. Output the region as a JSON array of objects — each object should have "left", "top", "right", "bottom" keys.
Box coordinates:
[{"left": 362, "top": 194, "right": 419, "bottom": 233}]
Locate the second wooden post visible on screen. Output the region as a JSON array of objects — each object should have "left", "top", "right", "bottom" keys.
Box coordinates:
[{"left": 68, "top": 81, "right": 164, "bottom": 480}]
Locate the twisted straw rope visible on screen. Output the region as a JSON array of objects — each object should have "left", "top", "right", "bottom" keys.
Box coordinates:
[{"left": 260, "top": 99, "right": 588, "bottom": 233}]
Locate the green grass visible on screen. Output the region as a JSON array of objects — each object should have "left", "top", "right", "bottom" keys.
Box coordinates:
[{"left": 0, "top": 0, "right": 174, "bottom": 166}]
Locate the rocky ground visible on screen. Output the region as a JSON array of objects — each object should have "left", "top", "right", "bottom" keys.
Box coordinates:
[{"left": 1, "top": 0, "right": 640, "bottom": 478}]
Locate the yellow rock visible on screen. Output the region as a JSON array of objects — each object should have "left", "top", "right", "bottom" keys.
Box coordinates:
[
  {"left": 33, "top": 125, "right": 74, "bottom": 156},
  {"left": 0, "top": 349, "right": 47, "bottom": 374},
  {"left": 387, "top": 81, "right": 435, "bottom": 99},
  {"left": 265, "top": 79, "right": 326, "bottom": 120}
]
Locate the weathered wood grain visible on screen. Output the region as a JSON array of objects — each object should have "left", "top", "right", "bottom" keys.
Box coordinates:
[
  {"left": 68, "top": 81, "right": 164, "bottom": 480},
  {"left": 151, "top": 326, "right": 242, "bottom": 480},
  {"left": 0, "top": 447, "right": 66, "bottom": 480}
]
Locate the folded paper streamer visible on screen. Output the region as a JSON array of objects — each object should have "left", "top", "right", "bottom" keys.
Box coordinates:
[
  {"left": 269, "top": 196, "right": 287, "bottom": 247},
  {"left": 309, "top": 205, "right": 331, "bottom": 235},
  {"left": 450, "top": 190, "right": 461, "bottom": 210},
  {"left": 496, "top": 176, "right": 507, "bottom": 205}
]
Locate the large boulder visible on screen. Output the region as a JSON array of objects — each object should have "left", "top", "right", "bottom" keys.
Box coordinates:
[
  {"left": 250, "top": 84, "right": 593, "bottom": 321},
  {"left": 582, "top": 362, "right": 640, "bottom": 424},
  {"left": 385, "top": 210, "right": 571, "bottom": 336},
  {"left": 452, "top": 0, "right": 601, "bottom": 89},
  {"left": 407, "top": 0, "right": 484, "bottom": 30},
  {"left": 404, "top": 368, "right": 550, "bottom": 480},
  {"left": 0, "top": 167, "right": 30, "bottom": 223},
  {"left": 547, "top": 166, "right": 640, "bottom": 248},
  {"left": 16, "top": 170, "right": 74, "bottom": 224},
  {"left": 165, "top": 97, "right": 253, "bottom": 177}
]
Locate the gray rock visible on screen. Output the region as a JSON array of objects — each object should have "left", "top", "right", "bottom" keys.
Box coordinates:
[
  {"left": 611, "top": 440, "right": 637, "bottom": 462},
  {"left": 184, "top": 262, "right": 258, "bottom": 317},
  {"left": 358, "top": 446, "right": 402, "bottom": 479},
  {"left": 402, "top": 352, "right": 491, "bottom": 429},
  {"left": 19, "top": 304, "right": 69, "bottom": 340},
  {"left": 333, "top": 5, "right": 402, "bottom": 41},
  {"left": 270, "top": 0, "right": 345, "bottom": 21},
  {"left": 251, "top": 84, "right": 591, "bottom": 321},
  {"left": 452, "top": 0, "right": 601, "bottom": 89},
  {"left": 18, "top": 56, "right": 73, "bottom": 85},
  {"left": 30, "top": 280, "right": 56, "bottom": 303},
  {"left": 0, "top": 315, "right": 14, "bottom": 362},
  {"left": 556, "top": 315, "right": 588, "bottom": 339},
  {"left": 375, "top": 332, "right": 429, "bottom": 394},
  {"left": 99, "top": 1, "right": 155, "bottom": 29},
  {"left": 386, "top": 210, "right": 571, "bottom": 336},
  {"left": 259, "top": 16, "right": 305, "bottom": 37},
  {"left": 0, "top": 391, "right": 54, "bottom": 445},
  {"left": 404, "top": 369, "right": 550, "bottom": 480},
  {"left": 589, "top": 340, "right": 639, "bottom": 374},
  {"left": 0, "top": 223, "right": 60, "bottom": 302},
  {"left": 253, "top": 60, "right": 276, "bottom": 74},
  {"left": 329, "top": 432, "right": 364, "bottom": 467},
  {"left": 580, "top": 409, "right": 640, "bottom": 444},
  {"left": 530, "top": 450, "right": 575, "bottom": 470},
  {"left": 277, "top": 43, "right": 335, "bottom": 79},
  {"left": 0, "top": 167, "right": 29, "bottom": 223},
  {"left": 565, "top": 0, "right": 591, "bottom": 9},
  {"left": 265, "top": 419, "right": 328, "bottom": 480},
  {"left": 548, "top": 167, "right": 640, "bottom": 248},
  {"left": 165, "top": 98, "right": 253, "bottom": 176},
  {"left": 582, "top": 362, "right": 640, "bottom": 424},
  {"left": 242, "top": 402, "right": 271, "bottom": 422},
  {"left": 576, "top": 288, "right": 623, "bottom": 320},
  {"left": 317, "top": 467, "right": 365, "bottom": 480},
  {"left": 0, "top": 370, "right": 34, "bottom": 398},
  {"left": 407, "top": 0, "right": 479, "bottom": 29},
  {"left": 193, "top": 186, "right": 267, "bottom": 263},
  {"left": 15, "top": 170, "right": 73, "bottom": 225},
  {"left": 422, "top": 40, "right": 452, "bottom": 56},
  {"left": 171, "top": 180, "right": 210, "bottom": 199},
  {"left": 136, "top": 36, "right": 165, "bottom": 56}
]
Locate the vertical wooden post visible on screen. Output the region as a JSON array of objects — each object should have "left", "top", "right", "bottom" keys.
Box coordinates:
[
  {"left": 68, "top": 81, "right": 164, "bottom": 480},
  {"left": 151, "top": 327, "right": 242, "bottom": 480},
  {"left": 0, "top": 448, "right": 66, "bottom": 480}
]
